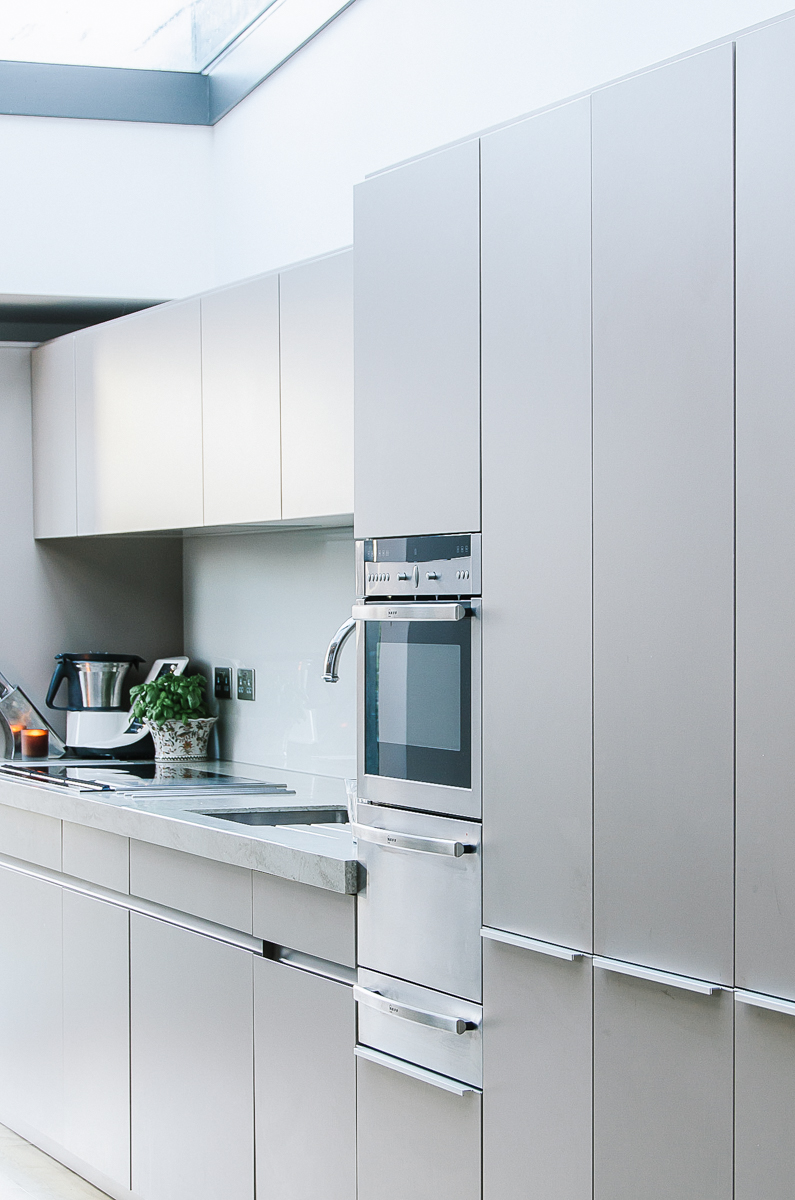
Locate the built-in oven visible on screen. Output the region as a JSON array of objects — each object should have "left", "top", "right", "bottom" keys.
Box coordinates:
[{"left": 353, "top": 534, "right": 480, "bottom": 821}]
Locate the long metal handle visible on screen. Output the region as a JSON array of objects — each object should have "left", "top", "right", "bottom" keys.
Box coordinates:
[
  {"left": 353, "top": 985, "right": 477, "bottom": 1035},
  {"left": 352, "top": 823, "right": 475, "bottom": 857},
  {"left": 354, "top": 1046, "right": 480, "bottom": 1096},
  {"left": 481, "top": 926, "right": 583, "bottom": 961},
  {"left": 323, "top": 617, "right": 357, "bottom": 683},
  {"left": 351, "top": 602, "right": 466, "bottom": 622},
  {"left": 735, "top": 989, "right": 795, "bottom": 1017},
  {"left": 592, "top": 956, "right": 719, "bottom": 995}
]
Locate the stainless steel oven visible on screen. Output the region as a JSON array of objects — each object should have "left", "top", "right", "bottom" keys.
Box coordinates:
[{"left": 354, "top": 534, "right": 481, "bottom": 820}]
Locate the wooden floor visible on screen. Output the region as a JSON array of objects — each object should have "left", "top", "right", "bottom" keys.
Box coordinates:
[{"left": 0, "top": 1126, "right": 110, "bottom": 1200}]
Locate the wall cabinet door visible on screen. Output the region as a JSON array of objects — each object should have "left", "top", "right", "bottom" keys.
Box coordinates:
[
  {"left": 482, "top": 936, "right": 592, "bottom": 1200},
  {"left": 130, "top": 915, "right": 254, "bottom": 1200},
  {"left": 593, "top": 965, "right": 733, "bottom": 1200},
  {"left": 255, "top": 958, "right": 355, "bottom": 1200},
  {"left": 0, "top": 867, "right": 63, "bottom": 1143},
  {"left": 280, "top": 250, "right": 354, "bottom": 521},
  {"left": 31, "top": 334, "right": 77, "bottom": 538},
  {"left": 592, "top": 46, "right": 735, "bottom": 981},
  {"left": 76, "top": 299, "right": 203, "bottom": 534},
  {"left": 480, "top": 98, "right": 592, "bottom": 949},
  {"left": 735, "top": 15, "right": 795, "bottom": 1000},
  {"left": 201, "top": 274, "right": 281, "bottom": 526},
  {"left": 735, "top": 992, "right": 795, "bottom": 1200},
  {"left": 354, "top": 139, "right": 481, "bottom": 539}
]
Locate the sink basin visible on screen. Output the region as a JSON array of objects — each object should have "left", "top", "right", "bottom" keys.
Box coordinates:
[{"left": 195, "top": 806, "right": 349, "bottom": 827}]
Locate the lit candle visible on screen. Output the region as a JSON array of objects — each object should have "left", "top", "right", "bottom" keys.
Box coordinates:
[
  {"left": 8, "top": 724, "right": 22, "bottom": 754},
  {"left": 21, "top": 729, "right": 48, "bottom": 758}
]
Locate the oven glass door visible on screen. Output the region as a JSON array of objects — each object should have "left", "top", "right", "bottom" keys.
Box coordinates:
[{"left": 364, "top": 614, "right": 471, "bottom": 789}]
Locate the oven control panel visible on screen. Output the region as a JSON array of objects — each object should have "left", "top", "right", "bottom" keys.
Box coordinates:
[{"left": 356, "top": 533, "right": 481, "bottom": 598}]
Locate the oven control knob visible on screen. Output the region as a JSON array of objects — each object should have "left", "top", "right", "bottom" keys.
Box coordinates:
[
  {"left": 426, "top": 571, "right": 439, "bottom": 580},
  {"left": 397, "top": 572, "right": 410, "bottom": 581}
]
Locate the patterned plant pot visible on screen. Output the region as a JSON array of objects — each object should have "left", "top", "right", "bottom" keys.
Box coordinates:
[{"left": 144, "top": 716, "right": 217, "bottom": 761}]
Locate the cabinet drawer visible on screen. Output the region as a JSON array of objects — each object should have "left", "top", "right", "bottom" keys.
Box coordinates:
[
  {"left": 130, "top": 841, "right": 252, "bottom": 933},
  {"left": 253, "top": 871, "right": 355, "bottom": 967},
  {"left": 63, "top": 823, "right": 129, "bottom": 892},
  {"left": 0, "top": 802, "right": 60, "bottom": 870}
]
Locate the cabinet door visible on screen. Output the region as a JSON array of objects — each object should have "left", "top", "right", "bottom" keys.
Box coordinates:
[
  {"left": 76, "top": 299, "right": 203, "bottom": 534},
  {"left": 130, "top": 915, "right": 254, "bottom": 1200},
  {"left": 354, "top": 139, "right": 480, "bottom": 538},
  {"left": 280, "top": 250, "right": 354, "bottom": 520},
  {"left": 482, "top": 937, "right": 592, "bottom": 1200},
  {"left": 0, "top": 867, "right": 63, "bottom": 1143},
  {"left": 63, "top": 892, "right": 130, "bottom": 1190},
  {"left": 255, "top": 958, "right": 355, "bottom": 1200},
  {"left": 594, "top": 965, "right": 733, "bottom": 1200},
  {"left": 592, "top": 46, "right": 734, "bottom": 981},
  {"left": 31, "top": 334, "right": 77, "bottom": 538},
  {"left": 736, "top": 16, "right": 795, "bottom": 1000},
  {"left": 481, "top": 99, "right": 592, "bottom": 949},
  {"left": 201, "top": 275, "right": 281, "bottom": 526},
  {"left": 735, "top": 992, "right": 795, "bottom": 1200},
  {"left": 356, "top": 1054, "right": 481, "bottom": 1200}
]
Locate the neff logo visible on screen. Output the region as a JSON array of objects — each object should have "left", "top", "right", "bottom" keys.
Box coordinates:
[
  {"left": 388, "top": 610, "right": 398, "bottom": 617},
  {"left": 389, "top": 1004, "right": 399, "bottom": 1014},
  {"left": 387, "top": 836, "right": 397, "bottom": 843}
]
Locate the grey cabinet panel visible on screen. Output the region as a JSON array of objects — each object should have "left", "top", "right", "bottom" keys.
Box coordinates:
[
  {"left": 129, "top": 839, "right": 252, "bottom": 932},
  {"left": 255, "top": 958, "right": 355, "bottom": 1200},
  {"left": 130, "top": 914, "right": 254, "bottom": 1200},
  {"left": 252, "top": 870, "right": 355, "bottom": 967},
  {"left": 482, "top": 939, "right": 592, "bottom": 1200},
  {"left": 63, "top": 892, "right": 130, "bottom": 1190},
  {"left": 736, "top": 16, "right": 795, "bottom": 999},
  {"left": 0, "top": 867, "right": 63, "bottom": 1143},
  {"left": 31, "top": 335, "right": 77, "bottom": 538},
  {"left": 62, "top": 823, "right": 129, "bottom": 892},
  {"left": 280, "top": 250, "right": 354, "bottom": 520},
  {"left": 592, "top": 46, "right": 734, "bottom": 981},
  {"left": 594, "top": 967, "right": 732, "bottom": 1200},
  {"left": 356, "top": 1055, "right": 481, "bottom": 1200},
  {"left": 481, "top": 98, "right": 592, "bottom": 948},
  {"left": 201, "top": 274, "right": 281, "bottom": 526},
  {"left": 354, "top": 139, "right": 480, "bottom": 538},
  {"left": 735, "top": 994, "right": 795, "bottom": 1200},
  {"left": 0, "top": 802, "right": 60, "bottom": 869}
]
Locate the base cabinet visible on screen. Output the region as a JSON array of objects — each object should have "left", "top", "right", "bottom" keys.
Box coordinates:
[
  {"left": 130, "top": 915, "right": 254, "bottom": 1200},
  {"left": 356, "top": 1055, "right": 481, "bottom": 1200},
  {"left": 735, "top": 994, "right": 795, "bottom": 1200},
  {"left": 255, "top": 958, "right": 355, "bottom": 1200}
]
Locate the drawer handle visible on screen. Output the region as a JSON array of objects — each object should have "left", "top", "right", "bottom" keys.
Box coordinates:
[
  {"left": 593, "top": 956, "right": 719, "bottom": 995},
  {"left": 352, "top": 603, "right": 467, "bottom": 622},
  {"left": 481, "top": 926, "right": 583, "bottom": 961},
  {"left": 735, "top": 989, "right": 795, "bottom": 1017},
  {"left": 353, "top": 985, "right": 477, "bottom": 1035},
  {"left": 354, "top": 1046, "right": 480, "bottom": 1096},
  {"left": 352, "top": 824, "right": 476, "bottom": 857}
]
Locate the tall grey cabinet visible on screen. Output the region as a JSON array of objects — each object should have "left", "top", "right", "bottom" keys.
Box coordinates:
[
  {"left": 735, "top": 14, "right": 795, "bottom": 1002},
  {"left": 353, "top": 140, "right": 481, "bottom": 539},
  {"left": 592, "top": 45, "right": 735, "bottom": 983}
]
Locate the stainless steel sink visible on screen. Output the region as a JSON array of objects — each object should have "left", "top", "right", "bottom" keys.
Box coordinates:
[{"left": 195, "top": 806, "right": 349, "bottom": 827}]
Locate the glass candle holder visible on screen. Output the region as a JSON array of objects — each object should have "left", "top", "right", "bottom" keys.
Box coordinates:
[{"left": 21, "top": 728, "right": 49, "bottom": 758}]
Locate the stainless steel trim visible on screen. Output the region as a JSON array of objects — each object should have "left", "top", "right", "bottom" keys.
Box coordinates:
[
  {"left": 354, "top": 1046, "right": 481, "bottom": 1096},
  {"left": 592, "top": 955, "right": 719, "bottom": 995},
  {"left": 481, "top": 926, "right": 584, "bottom": 961},
  {"left": 352, "top": 823, "right": 475, "bottom": 857},
  {"left": 0, "top": 851, "right": 264, "bottom": 954},
  {"left": 735, "top": 989, "right": 795, "bottom": 1017},
  {"left": 352, "top": 602, "right": 467, "bottom": 622},
  {"left": 323, "top": 616, "right": 357, "bottom": 682},
  {"left": 0, "top": 765, "right": 111, "bottom": 792},
  {"left": 276, "top": 946, "right": 357, "bottom": 986},
  {"left": 353, "top": 984, "right": 477, "bottom": 1034}
]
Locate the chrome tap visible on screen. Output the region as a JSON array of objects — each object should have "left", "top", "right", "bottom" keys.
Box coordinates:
[{"left": 323, "top": 617, "right": 356, "bottom": 683}]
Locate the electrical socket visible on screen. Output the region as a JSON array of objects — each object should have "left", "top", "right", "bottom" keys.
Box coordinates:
[
  {"left": 237, "top": 668, "right": 255, "bottom": 701},
  {"left": 214, "top": 667, "right": 232, "bottom": 700}
]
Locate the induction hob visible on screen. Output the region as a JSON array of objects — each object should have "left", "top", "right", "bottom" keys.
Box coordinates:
[{"left": 0, "top": 760, "right": 295, "bottom": 797}]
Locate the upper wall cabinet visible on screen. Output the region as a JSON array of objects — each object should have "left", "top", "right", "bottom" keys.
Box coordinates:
[
  {"left": 354, "top": 140, "right": 481, "bottom": 539},
  {"left": 31, "top": 335, "right": 77, "bottom": 538},
  {"left": 280, "top": 250, "right": 354, "bottom": 521},
  {"left": 76, "top": 300, "right": 203, "bottom": 535},
  {"left": 201, "top": 275, "right": 281, "bottom": 527}
]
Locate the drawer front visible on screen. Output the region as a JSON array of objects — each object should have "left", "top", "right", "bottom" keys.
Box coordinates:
[
  {"left": 63, "top": 823, "right": 129, "bottom": 892},
  {"left": 253, "top": 871, "right": 355, "bottom": 968},
  {"left": 130, "top": 841, "right": 252, "bottom": 933},
  {"left": 0, "top": 802, "right": 60, "bottom": 870}
]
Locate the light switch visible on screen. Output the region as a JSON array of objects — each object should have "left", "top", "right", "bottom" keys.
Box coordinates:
[
  {"left": 237, "top": 668, "right": 255, "bottom": 701},
  {"left": 214, "top": 667, "right": 232, "bottom": 700}
]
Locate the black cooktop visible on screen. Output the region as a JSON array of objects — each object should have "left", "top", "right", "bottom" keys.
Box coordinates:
[{"left": 0, "top": 760, "right": 292, "bottom": 795}]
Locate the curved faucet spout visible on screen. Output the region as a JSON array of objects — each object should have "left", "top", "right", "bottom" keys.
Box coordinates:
[{"left": 323, "top": 616, "right": 356, "bottom": 683}]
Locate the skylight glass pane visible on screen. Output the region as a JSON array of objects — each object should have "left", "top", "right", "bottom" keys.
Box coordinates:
[{"left": 0, "top": 0, "right": 277, "bottom": 72}]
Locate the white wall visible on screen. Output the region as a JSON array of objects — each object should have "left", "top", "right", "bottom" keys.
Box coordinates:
[
  {"left": 0, "top": 116, "right": 213, "bottom": 300},
  {"left": 210, "top": 0, "right": 794, "bottom": 283},
  {"left": 183, "top": 526, "right": 356, "bottom": 776},
  {"left": 0, "top": 346, "right": 184, "bottom": 738}
]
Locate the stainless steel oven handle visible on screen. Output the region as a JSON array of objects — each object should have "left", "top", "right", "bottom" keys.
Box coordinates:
[
  {"left": 353, "top": 985, "right": 477, "bottom": 1035},
  {"left": 351, "top": 603, "right": 467, "bottom": 622},
  {"left": 352, "top": 823, "right": 476, "bottom": 857}
]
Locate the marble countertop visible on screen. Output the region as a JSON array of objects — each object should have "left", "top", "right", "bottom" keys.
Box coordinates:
[{"left": 0, "top": 759, "right": 359, "bottom": 894}]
